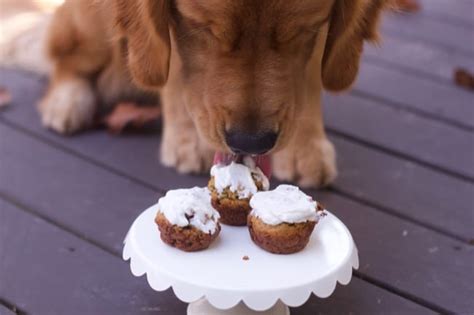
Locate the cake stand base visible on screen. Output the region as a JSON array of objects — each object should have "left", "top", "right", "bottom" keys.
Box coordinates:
[{"left": 188, "top": 299, "right": 290, "bottom": 315}]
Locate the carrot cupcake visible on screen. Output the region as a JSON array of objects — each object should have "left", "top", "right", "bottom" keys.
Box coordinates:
[
  {"left": 248, "top": 185, "right": 326, "bottom": 254},
  {"left": 155, "top": 187, "right": 221, "bottom": 252},
  {"left": 208, "top": 156, "right": 269, "bottom": 226}
]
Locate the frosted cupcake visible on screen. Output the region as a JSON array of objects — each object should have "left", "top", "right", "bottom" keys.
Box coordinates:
[
  {"left": 208, "top": 156, "right": 269, "bottom": 226},
  {"left": 248, "top": 185, "right": 326, "bottom": 254},
  {"left": 155, "top": 187, "right": 221, "bottom": 252}
]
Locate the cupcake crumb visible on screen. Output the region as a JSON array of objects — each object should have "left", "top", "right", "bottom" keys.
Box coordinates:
[{"left": 242, "top": 255, "right": 250, "bottom": 261}]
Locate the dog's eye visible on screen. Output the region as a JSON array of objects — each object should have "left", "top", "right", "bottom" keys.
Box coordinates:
[
  {"left": 278, "top": 28, "right": 320, "bottom": 45},
  {"left": 186, "top": 23, "right": 224, "bottom": 43},
  {"left": 191, "top": 23, "right": 212, "bottom": 35},
  {"left": 280, "top": 17, "right": 329, "bottom": 45}
]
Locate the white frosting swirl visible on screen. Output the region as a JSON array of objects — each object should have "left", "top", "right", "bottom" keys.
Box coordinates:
[
  {"left": 250, "top": 185, "right": 323, "bottom": 225},
  {"left": 157, "top": 187, "right": 220, "bottom": 233},
  {"left": 210, "top": 157, "right": 269, "bottom": 199}
]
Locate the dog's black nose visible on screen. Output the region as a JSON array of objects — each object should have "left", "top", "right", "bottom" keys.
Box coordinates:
[{"left": 225, "top": 130, "right": 278, "bottom": 155}]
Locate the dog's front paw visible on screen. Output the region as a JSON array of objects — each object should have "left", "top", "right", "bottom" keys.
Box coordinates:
[
  {"left": 38, "top": 79, "right": 96, "bottom": 134},
  {"left": 273, "top": 137, "right": 337, "bottom": 188},
  {"left": 161, "top": 128, "right": 214, "bottom": 174}
]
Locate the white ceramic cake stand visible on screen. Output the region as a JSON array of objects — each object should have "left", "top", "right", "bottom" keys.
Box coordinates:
[{"left": 123, "top": 204, "right": 359, "bottom": 315}]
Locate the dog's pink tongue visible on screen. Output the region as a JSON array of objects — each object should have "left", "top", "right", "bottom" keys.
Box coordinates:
[
  {"left": 213, "top": 152, "right": 272, "bottom": 178},
  {"left": 213, "top": 152, "right": 235, "bottom": 165}
]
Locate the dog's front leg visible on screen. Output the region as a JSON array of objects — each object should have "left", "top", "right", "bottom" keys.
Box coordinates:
[
  {"left": 160, "top": 81, "right": 214, "bottom": 174},
  {"left": 273, "top": 100, "right": 337, "bottom": 188}
]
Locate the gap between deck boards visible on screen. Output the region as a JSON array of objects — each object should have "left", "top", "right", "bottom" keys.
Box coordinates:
[
  {"left": 0, "top": 297, "right": 25, "bottom": 315},
  {"left": 381, "top": 14, "right": 474, "bottom": 58},
  {"left": 1, "top": 115, "right": 470, "bottom": 245},
  {"left": 416, "top": 0, "right": 474, "bottom": 29},
  {"left": 2, "top": 114, "right": 472, "bottom": 244},
  {"left": 0, "top": 180, "right": 450, "bottom": 315},
  {"left": 1, "top": 121, "right": 472, "bottom": 314},
  {"left": 326, "top": 127, "right": 473, "bottom": 183},
  {"left": 364, "top": 55, "right": 457, "bottom": 88},
  {"left": 0, "top": 197, "right": 440, "bottom": 315},
  {"left": 349, "top": 89, "right": 473, "bottom": 133}
]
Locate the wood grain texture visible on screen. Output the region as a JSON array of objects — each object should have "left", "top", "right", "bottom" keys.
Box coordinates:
[
  {"left": 0, "top": 117, "right": 472, "bottom": 313},
  {"left": 0, "top": 193, "right": 435, "bottom": 315},
  {"left": 364, "top": 34, "right": 474, "bottom": 81},
  {"left": 310, "top": 190, "right": 474, "bottom": 314},
  {"left": 381, "top": 12, "right": 474, "bottom": 55},
  {"left": 353, "top": 62, "right": 474, "bottom": 129},
  {"left": 2, "top": 69, "right": 473, "bottom": 241},
  {"left": 417, "top": 0, "right": 474, "bottom": 26},
  {"left": 0, "top": 123, "right": 159, "bottom": 253},
  {"left": 331, "top": 135, "right": 474, "bottom": 241},
  {"left": 0, "top": 304, "right": 15, "bottom": 315},
  {"left": 323, "top": 92, "right": 474, "bottom": 179},
  {"left": 0, "top": 199, "right": 186, "bottom": 315}
]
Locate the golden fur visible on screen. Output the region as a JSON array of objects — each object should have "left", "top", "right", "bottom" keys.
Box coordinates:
[{"left": 38, "top": 0, "right": 385, "bottom": 187}]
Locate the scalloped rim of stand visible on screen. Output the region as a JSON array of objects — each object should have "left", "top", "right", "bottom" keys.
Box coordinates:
[{"left": 123, "top": 206, "right": 359, "bottom": 311}]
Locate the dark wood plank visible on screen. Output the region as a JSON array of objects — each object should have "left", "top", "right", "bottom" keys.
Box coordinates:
[
  {"left": 293, "top": 278, "right": 436, "bottom": 315},
  {"left": 0, "top": 185, "right": 435, "bottom": 315},
  {"left": 418, "top": 0, "right": 474, "bottom": 26},
  {"left": 0, "top": 199, "right": 187, "bottom": 315},
  {"left": 381, "top": 12, "right": 474, "bottom": 56},
  {"left": 353, "top": 62, "right": 474, "bottom": 129},
  {"left": 0, "top": 69, "right": 205, "bottom": 191},
  {"left": 0, "top": 305, "right": 14, "bottom": 315},
  {"left": 2, "top": 69, "right": 472, "bottom": 240},
  {"left": 0, "top": 112, "right": 471, "bottom": 313},
  {"left": 4, "top": 99, "right": 473, "bottom": 242},
  {"left": 313, "top": 191, "right": 474, "bottom": 315},
  {"left": 364, "top": 34, "right": 474, "bottom": 81},
  {"left": 331, "top": 135, "right": 474, "bottom": 241},
  {"left": 0, "top": 124, "right": 159, "bottom": 253},
  {"left": 323, "top": 93, "right": 474, "bottom": 179}
]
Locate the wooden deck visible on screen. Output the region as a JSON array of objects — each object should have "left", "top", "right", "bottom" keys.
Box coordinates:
[{"left": 1, "top": 1, "right": 473, "bottom": 314}]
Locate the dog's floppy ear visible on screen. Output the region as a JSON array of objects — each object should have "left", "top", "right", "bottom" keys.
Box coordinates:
[
  {"left": 115, "top": 0, "right": 170, "bottom": 88},
  {"left": 322, "top": 0, "right": 385, "bottom": 91}
]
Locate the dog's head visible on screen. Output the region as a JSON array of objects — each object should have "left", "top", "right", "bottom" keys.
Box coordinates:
[{"left": 116, "top": 0, "right": 384, "bottom": 155}]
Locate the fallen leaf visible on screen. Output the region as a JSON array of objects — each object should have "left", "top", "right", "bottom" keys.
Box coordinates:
[
  {"left": 453, "top": 68, "right": 474, "bottom": 91},
  {"left": 390, "top": 0, "right": 421, "bottom": 12},
  {"left": 103, "top": 102, "right": 161, "bottom": 134},
  {"left": 0, "top": 86, "right": 12, "bottom": 109}
]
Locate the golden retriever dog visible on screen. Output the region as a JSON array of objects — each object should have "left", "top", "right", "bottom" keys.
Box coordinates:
[{"left": 38, "top": 0, "right": 385, "bottom": 187}]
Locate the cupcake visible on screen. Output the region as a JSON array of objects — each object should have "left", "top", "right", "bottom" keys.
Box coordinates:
[
  {"left": 208, "top": 156, "right": 269, "bottom": 226},
  {"left": 155, "top": 187, "right": 221, "bottom": 252},
  {"left": 248, "top": 185, "right": 326, "bottom": 254}
]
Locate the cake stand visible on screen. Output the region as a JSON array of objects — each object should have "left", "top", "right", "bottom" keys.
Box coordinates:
[{"left": 123, "top": 204, "right": 359, "bottom": 315}]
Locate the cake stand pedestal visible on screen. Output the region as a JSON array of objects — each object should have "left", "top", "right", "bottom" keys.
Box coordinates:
[{"left": 123, "top": 205, "right": 359, "bottom": 315}]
